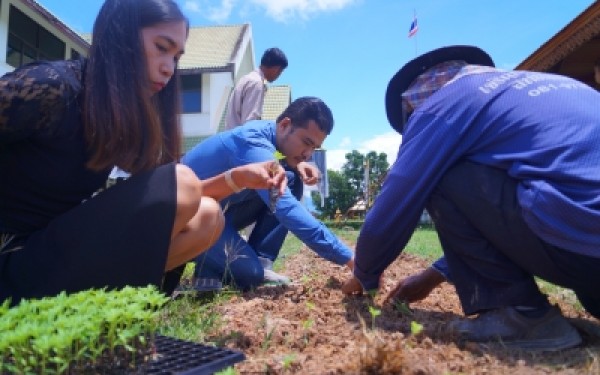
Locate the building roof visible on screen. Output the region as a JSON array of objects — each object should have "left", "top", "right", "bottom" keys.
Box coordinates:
[
  {"left": 347, "top": 199, "right": 367, "bottom": 213},
  {"left": 516, "top": 1, "right": 600, "bottom": 87},
  {"left": 23, "top": 0, "right": 90, "bottom": 50},
  {"left": 262, "top": 85, "right": 292, "bottom": 121},
  {"left": 80, "top": 24, "right": 248, "bottom": 73},
  {"left": 179, "top": 24, "right": 248, "bottom": 72}
]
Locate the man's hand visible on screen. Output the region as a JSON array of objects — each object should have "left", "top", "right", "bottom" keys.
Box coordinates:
[
  {"left": 341, "top": 275, "right": 364, "bottom": 295},
  {"left": 383, "top": 267, "right": 445, "bottom": 304},
  {"left": 345, "top": 258, "right": 354, "bottom": 272},
  {"left": 295, "top": 161, "right": 320, "bottom": 186}
]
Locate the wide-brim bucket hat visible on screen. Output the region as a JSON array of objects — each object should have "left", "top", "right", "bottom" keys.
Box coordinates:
[{"left": 385, "top": 45, "right": 494, "bottom": 133}]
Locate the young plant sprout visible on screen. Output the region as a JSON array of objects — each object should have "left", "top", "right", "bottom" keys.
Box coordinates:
[
  {"left": 410, "top": 320, "right": 424, "bottom": 336},
  {"left": 270, "top": 151, "right": 286, "bottom": 212}
]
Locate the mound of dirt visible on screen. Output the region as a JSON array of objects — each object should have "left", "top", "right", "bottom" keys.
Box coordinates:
[{"left": 209, "top": 246, "right": 600, "bottom": 374}]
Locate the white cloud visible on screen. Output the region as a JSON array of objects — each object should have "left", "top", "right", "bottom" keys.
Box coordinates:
[
  {"left": 183, "top": 1, "right": 201, "bottom": 13},
  {"left": 183, "top": 0, "right": 357, "bottom": 23},
  {"left": 325, "top": 131, "right": 402, "bottom": 171},
  {"left": 184, "top": 0, "right": 234, "bottom": 22},
  {"left": 338, "top": 136, "right": 352, "bottom": 148},
  {"left": 325, "top": 148, "right": 350, "bottom": 171},
  {"left": 250, "top": 0, "right": 357, "bottom": 22},
  {"left": 208, "top": 0, "right": 235, "bottom": 22},
  {"left": 361, "top": 132, "right": 402, "bottom": 165}
]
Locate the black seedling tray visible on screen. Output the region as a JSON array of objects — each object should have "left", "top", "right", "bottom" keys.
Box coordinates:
[{"left": 143, "top": 335, "right": 245, "bottom": 374}]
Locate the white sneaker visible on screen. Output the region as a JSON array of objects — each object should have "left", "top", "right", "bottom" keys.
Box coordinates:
[{"left": 258, "top": 256, "right": 290, "bottom": 284}]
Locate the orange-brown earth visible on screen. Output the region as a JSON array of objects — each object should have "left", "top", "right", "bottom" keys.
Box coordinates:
[{"left": 207, "top": 246, "right": 600, "bottom": 374}]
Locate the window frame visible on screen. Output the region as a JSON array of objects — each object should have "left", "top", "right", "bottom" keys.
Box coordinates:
[
  {"left": 180, "top": 73, "right": 202, "bottom": 113},
  {"left": 6, "top": 5, "right": 66, "bottom": 68}
]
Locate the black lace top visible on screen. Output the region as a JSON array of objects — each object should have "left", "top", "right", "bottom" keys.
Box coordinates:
[{"left": 0, "top": 59, "right": 110, "bottom": 235}]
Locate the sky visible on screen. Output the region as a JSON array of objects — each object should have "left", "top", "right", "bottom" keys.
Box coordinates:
[{"left": 38, "top": 0, "right": 596, "bottom": 171}]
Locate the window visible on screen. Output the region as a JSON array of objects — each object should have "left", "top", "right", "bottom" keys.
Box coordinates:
[
  {"left": 180, "top": 74, "right": 202, "bottom": 113},
  {"left": 6, "top": 5, "right": 65, "bottom": 68},
  {"left": 71, "top": 49, "right": 81, "bottom": 60}
]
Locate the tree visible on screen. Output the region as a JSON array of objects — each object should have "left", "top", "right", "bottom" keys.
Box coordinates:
[
  {"left": 341, "top": 150, "right": 365, "bottom": 197},
  {"left": 312, "top": 169, "right": 355, "bottom": 219},
  {"left": 341, "top": 150, "right": 389, "bottom": 207}
]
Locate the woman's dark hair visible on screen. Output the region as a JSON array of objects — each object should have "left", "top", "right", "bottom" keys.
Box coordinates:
[
  {"left": 84, "top": 0, "right": 189, "bottom": 173},
  {"left": 277, "top": 97, "right": 334, "bottom": 135}
]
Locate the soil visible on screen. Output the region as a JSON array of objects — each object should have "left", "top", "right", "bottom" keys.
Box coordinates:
[{"left": 208, "top": 244, "right": 600, "bottom": 374}]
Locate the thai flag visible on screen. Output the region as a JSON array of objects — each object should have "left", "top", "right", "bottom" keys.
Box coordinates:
[{"left": 408, "top": 16, "right": 418, "bottom": 38}]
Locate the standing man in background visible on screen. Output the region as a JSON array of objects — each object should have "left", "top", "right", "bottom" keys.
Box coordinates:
[{"left": 225, "top": 47, "right": 288, "bottom": 130}]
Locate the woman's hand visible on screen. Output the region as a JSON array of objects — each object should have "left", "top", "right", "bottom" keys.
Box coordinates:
[{"left": 295, "top": 161, "right": 320, "bottom": 186}]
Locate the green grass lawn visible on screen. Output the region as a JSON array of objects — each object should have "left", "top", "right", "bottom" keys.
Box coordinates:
[{"left": 277, "top": 224, "right": 443, "bottom": 265}]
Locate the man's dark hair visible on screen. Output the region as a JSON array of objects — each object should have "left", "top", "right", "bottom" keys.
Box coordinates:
[
  {"left": 277, "top": 97, "right": 334, "bottom": 135},
  {"left": 261, "top": 48, "right": 288, "bottom": 69}
]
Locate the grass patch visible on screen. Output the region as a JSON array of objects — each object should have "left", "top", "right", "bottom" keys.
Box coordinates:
[
  {"left": 403, "top": 225, "right": 443, "bottom": 261},
  {"left": 329, "top": 225, "right": 443, "bottom": 261},
  {"left": 159, "top": 293, "right": 226, "bottom": 342}
]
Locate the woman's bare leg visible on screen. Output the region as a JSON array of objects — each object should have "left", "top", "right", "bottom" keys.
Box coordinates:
[{"left": 165, "top": 165, "right": 224, "bottom": 271}]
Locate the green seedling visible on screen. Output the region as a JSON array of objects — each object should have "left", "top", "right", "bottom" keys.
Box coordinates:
[
  {"left": 273, "top": 150, "right": 286, "bottom": 161},
  {"left": 368, "top": 305, "right": 381, "bottom": 330},
  {"left": 302, "top": 318, "right": 314, "bottom": 345},
  {"left": 269, "top": 151, "right": 286, "bottom": 212},
  {"left": 282, "top": 353, "right": 297, "bottom": 370},
  {"left": 302, "top": 318, "right": 314, "bottom": 330},
  {"left": 410, "top": 320, "right": 424, "bottom": 336},
  {"left": 260, "top": 314, "right": 277, "bottom": 351}
]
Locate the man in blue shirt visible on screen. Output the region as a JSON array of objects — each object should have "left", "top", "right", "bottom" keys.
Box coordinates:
[
  {"left": 183, "top": 97, "right": 354, "bottom": 290},
  {"left": 342, "top": 45, "right": 600, "bottom": 351}
]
